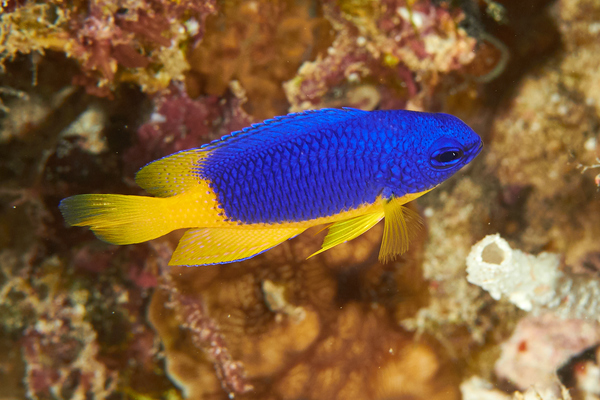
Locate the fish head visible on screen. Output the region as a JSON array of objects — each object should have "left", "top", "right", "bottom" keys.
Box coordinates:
[{"left": 416, "top": 113, "right": 482, "bottom": 188}]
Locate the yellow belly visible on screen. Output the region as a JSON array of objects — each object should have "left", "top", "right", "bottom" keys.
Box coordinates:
[{"left": 169, "top": 183, "right": 429, "bottom": 231}]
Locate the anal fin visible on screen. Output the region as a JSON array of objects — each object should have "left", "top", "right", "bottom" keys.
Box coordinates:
[
  {"left": 169, "top": 226, "right": 305, "bottom": 266},
  {"left": 379, "top": 197, "right": 423, "bottom": 263},
  {"left": 308, "top": 212, "right": 385, "bottom": 259}
]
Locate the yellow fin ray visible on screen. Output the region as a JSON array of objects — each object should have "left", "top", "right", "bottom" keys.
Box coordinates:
[
  {"left": 135, "top": 148, "right": 206, "bottom": 197},
  {"left": 59, "top": 194, "right": 177, "bottom": 245},
  {"left": 169, "top": 226, "right": 306, "bottom": 266},
  {"left": 308, "top": 212, "right": 384, "bottom": 259},
  {"left": 379, "top": 197, "right": 423, "bottom": 263}
]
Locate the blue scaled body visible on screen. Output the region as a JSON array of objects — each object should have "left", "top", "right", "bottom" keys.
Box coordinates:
[{"left": 200, "top": 108, "right": 482, "bottom": 224}]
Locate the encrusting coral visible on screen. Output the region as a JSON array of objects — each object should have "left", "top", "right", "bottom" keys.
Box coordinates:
[
  {"left": 148, "top": 222, "right": 459, "bottom": 400},
  {"left": 494, "top": 314, "right": 600, "bottom": 391},
  {"left": 187, "top": 0, "right": 332, "bottom": 119},
  {"left": 5, "top": 0, "right": 600, "bottom": 398},
  {"left": 0, "top": 250, "right": 120, "bottom": 399},
  {"left": 569, "top": 345, "right": 600, "bottom": 400},
  {"left": 122, "top": 82, "right": 253, "bottom": 176},
  {"left": 0, "top": 0, "right": 217, "bottom": 96},
  {"left": 465, "top": 234, "right": 600, "bottom": 393},
  {"left": 283, "top": 0, "right": 489, "bottom": 113},
  {"left": 485, "top": 0, "right": 600, "bottom": 262},
  {"left": 403, "top": 0, "right": 600, "bottom": 356},
  {"left": 0, "top": 238, "right": 186, "bottom": 400}
]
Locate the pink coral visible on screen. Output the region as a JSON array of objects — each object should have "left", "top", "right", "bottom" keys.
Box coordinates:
[
  {"left": 123, "top": 83, "right": 253, "bottom": 175},
  {"left": 1, "top": 0, "right": 217, "bottom": 96},
  {"left": 284, "top": 0, "right": 488, "bottom": 112},
  {"left": 495, "top": 315, "right": 600, "bottom": 390},
  {"left": 69, "top": 0, "right": 218, "bottom": 94},
  {"left": 22, "top": 292, "right": 118, "bottom": 400}
]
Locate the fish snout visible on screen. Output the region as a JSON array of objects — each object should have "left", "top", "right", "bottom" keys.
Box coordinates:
[{"left": 465, "top": 139, "right": 483, "bottom": 161}]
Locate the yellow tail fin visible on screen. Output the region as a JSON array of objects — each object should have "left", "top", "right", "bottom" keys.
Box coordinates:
[{"left": 59, "top": 194, "right": 178, "bottom": 245}]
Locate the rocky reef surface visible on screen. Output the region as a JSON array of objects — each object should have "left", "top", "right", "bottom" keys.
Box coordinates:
[{"left": 1, "top": 0, "right": 600, "bottom": 399}]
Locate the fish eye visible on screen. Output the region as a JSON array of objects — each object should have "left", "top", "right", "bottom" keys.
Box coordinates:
[{"left": 430, "top": 148, "right": 464, "bottom": 169}]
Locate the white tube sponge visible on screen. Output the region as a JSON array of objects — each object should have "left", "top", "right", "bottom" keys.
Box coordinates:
[
  {"left": 466, "top": 234, "right": 600, "bottom": 319},
  {"left": 460, "top": 375, "right": 572, "bottom": 400}
]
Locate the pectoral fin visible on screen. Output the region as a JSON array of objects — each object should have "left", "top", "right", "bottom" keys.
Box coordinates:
[
  {"left": 379, "top": 197, "right": 423, "bottom": 263},
  {"left": 308, "top": 212, "right": 385, "bottom": 259},
  {"left": 169, "top": 226, "right": 305, "bottom": 266}
]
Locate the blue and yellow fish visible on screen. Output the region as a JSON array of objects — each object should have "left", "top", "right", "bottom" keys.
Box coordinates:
[{"left": 59, "top": 108, "right": 482, "bottom": 266}]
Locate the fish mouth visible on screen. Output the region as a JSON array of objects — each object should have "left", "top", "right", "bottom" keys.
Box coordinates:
[{"left": 466, "top": 140, "right": 483, "bottom": 159}]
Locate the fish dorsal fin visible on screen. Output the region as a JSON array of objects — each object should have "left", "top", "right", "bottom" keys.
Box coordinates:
[
  {"left": 379, "top": 197, "right": 423, "bottom": 263},
  {"left": 203, "top": 108, "right": 367, "bottom": 155},
  {"left": 308, "top": 211, "right": 385, "bottom": 259},
  {"left": 135, "top": 148, "right": 206, "bottom": 197},
  {"left": 169, "top": 226, "right": 306, "bottom": 266}
]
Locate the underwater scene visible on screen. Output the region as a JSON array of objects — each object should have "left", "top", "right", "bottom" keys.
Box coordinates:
[{"left": 1, "top": 0, "right": 600, "bottom": 399}]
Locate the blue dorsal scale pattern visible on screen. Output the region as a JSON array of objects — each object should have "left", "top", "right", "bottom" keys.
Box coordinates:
[{"left": 202, "top": 109, "right": 381, "bottom": 223}]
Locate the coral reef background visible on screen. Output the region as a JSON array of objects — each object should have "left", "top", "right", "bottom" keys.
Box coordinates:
[{"left": 1, "top": 0, "right": 600, "bottom": 399}]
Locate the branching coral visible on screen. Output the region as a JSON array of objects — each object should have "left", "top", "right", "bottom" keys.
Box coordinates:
[
  {"left": 150, "top": 241, "right": 254, "bottom": 396},
  {"left": 0, "top": 4, "right": 71, "bottom": 69}
]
